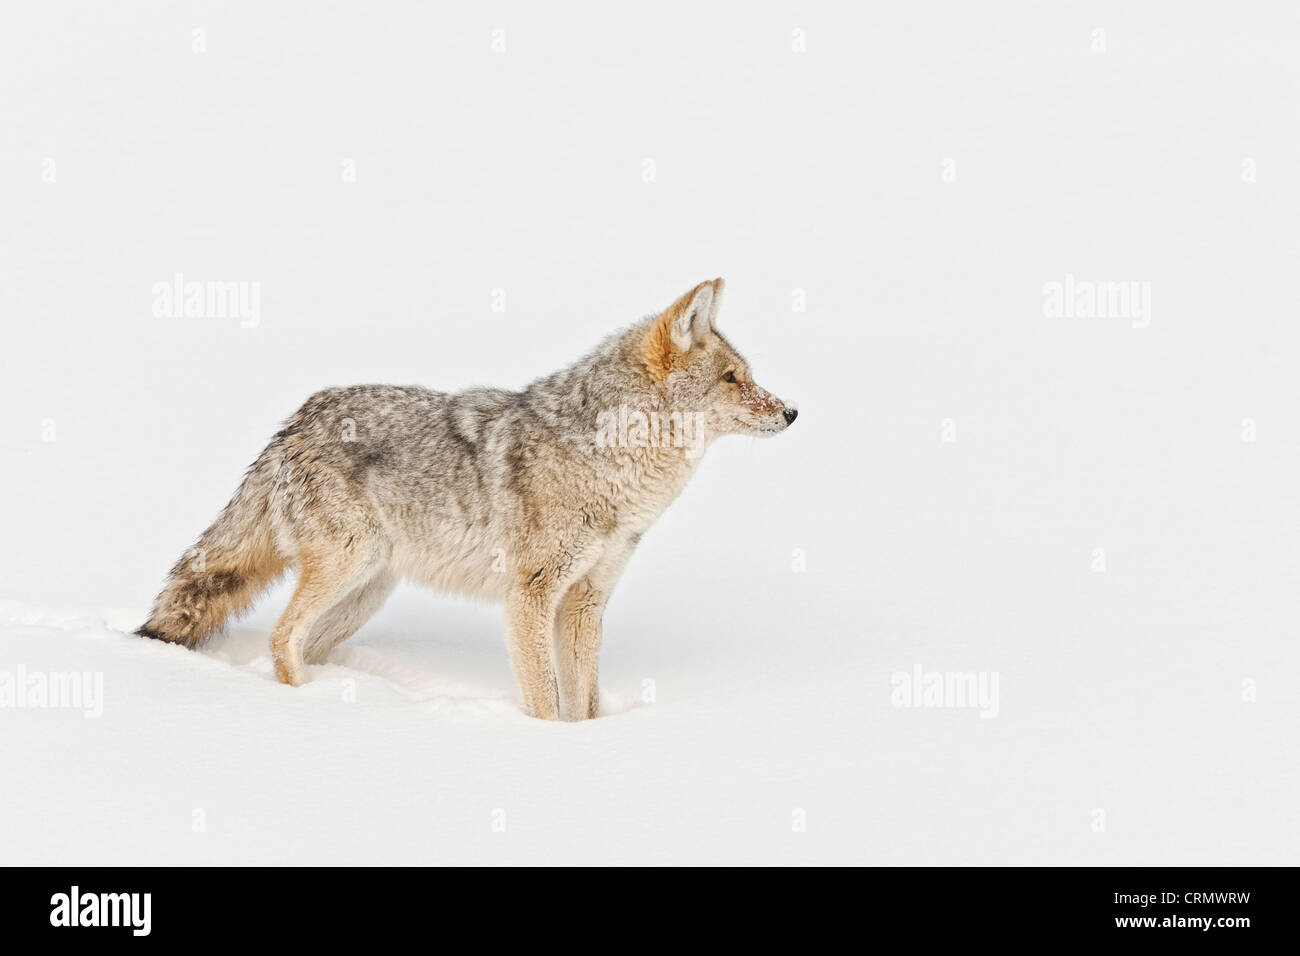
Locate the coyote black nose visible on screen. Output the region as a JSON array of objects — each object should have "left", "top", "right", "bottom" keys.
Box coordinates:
[{"left": 783, "top": 408, "right": 798, "bottom": 425}]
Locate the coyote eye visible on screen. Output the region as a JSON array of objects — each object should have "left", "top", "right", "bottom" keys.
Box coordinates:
[{"left": 722, "top": 370, "right": 737, "bottom": 383}]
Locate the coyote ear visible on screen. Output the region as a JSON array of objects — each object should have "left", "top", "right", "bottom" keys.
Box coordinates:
[
  {"left": 645, "top": 279, "right": 725, "bottom": 380},
  {"left": 669, "top": 278, "right": 723, "bottom": 350}
]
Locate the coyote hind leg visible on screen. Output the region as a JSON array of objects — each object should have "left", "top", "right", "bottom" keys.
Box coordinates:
[
  {"left": 270, "top": 548, "right": 376, "bottom": 686},
  {"left": 301, "top": 571, "right": 397, "bottom": 665}
]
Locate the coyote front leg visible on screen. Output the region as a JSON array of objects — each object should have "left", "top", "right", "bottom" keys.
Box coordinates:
[
  {"left": 505, "top": 549, "right": 599, "bottom": 720},
  {"left": 554, "top": 549, "right": 630, "bottom": 721},
  {"left": 554, "top": 581, "right": 606, "bottom": 721},
  {"left": 505, "top": 582, "right": 563, "bottom": 720}
]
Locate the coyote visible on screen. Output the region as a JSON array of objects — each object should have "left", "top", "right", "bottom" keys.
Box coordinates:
[{"left": 137, "top": 279, "right": 797, "bottom": 720}]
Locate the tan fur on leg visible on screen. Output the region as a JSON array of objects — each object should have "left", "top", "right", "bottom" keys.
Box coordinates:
[
  {"left": 554, "top": 548, "right": 631, "bottom": 720},
  {"left": 554, "top": 580, "right": 605, "bottom": 721},
  {"left": 270, "top": 550, "right": 372, "bottom": 686},
  {"left": 302, "top": 573, "right": 397, "bottom": 665},
  {"left": 505, "top": 587, "right": 562, "bottom": 720}
]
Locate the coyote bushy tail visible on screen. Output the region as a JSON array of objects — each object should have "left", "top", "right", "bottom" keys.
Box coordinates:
[{"left": 136, "top": 451, "right": 285, "bottom": 648}]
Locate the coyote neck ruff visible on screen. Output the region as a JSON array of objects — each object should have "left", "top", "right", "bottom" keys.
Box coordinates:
[{"left": 137, "top": 278, "right": 797, "bottom": 720}]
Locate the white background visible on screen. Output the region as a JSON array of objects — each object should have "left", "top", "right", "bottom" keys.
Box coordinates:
[{"left": 1, "top": 2, "right": 1296, "bottom": 864}]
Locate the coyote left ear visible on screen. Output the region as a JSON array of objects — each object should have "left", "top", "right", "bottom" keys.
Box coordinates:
[
  {"left": 670, "top": 278, "right": 724, "bottom": 350},
  {"left": 645, "top": 279, "right": 725, "bottom": 380}
]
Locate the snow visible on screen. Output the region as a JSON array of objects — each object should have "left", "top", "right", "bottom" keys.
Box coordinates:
[
  {"left": 2, "top": 2, "right": 1297, "bottom": 865},
  {"left": 2, "top": 533, "right": 1295, "bottom": 866}
]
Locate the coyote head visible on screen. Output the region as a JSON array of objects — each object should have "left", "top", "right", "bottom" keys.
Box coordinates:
[{"left": 642, "top": 278, "right": 797, "bottom": 442}]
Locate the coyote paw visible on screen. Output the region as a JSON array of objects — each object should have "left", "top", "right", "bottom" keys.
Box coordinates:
[{"left": 273, "top": 657, "right": 307, "bottom": 687}]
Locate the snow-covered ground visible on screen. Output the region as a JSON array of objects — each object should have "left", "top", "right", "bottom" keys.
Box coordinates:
[
  {"left": 2, "top": 3, "right": 1297, "bottom": 865},
  {"left": 3, "top": 496, "right": 1296, "bottom": 868}
]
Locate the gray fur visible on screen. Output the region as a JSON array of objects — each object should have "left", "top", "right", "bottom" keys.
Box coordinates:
[{"left": 138, "top": 278, "right": 795, "bottom": 719}]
